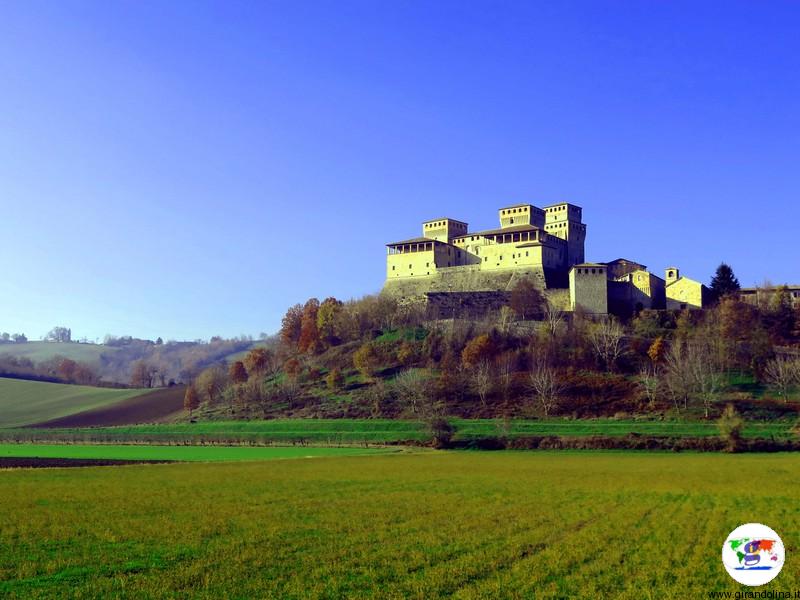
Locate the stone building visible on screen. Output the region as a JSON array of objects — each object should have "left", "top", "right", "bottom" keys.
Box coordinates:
[
  {"left": 739, "top": 285, "right": 800, "bottom": 309},
  {"left": 384, "top": 203, "right": 585, "bottom": 296},
  {"left": 569, "top": 263, "right": 608, "bottom": 315},
  {"left": 665, "top": 267, "right": 707, "bottom": 310},
  {"left": 383, "top": 202, "right": 707, "bottom": 317}
]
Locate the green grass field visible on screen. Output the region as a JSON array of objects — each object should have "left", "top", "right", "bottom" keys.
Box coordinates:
[
  {"left": 0, "top": 443, "right": 391, "bottom": 462},
  {"left": 1, "top": 451, "right": 798, "bottom": 597},
  {"left": 0, "top": 341, "right": 111, "bottom": 364},
  {"left": 3, "top": 417, "right": 795, "bottom": 445},
  {"left": 0, "top": 379, "right": 149, "bottom": 428}
]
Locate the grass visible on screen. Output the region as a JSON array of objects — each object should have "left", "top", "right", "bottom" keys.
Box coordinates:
[
  {"left": 1, "top": 451, "right": 799, "bottom": 597},
  {"left": 0, "top": 443, "right": 391, "bottom": 462},
  {"left": 0, "top": 341, "right": 112, "bottom": 364},
  {"left": 4, "top": 417, "right": 797, "bottom": 445},
  {"left": 0, "top": 378, "right": 149, "bottom": 428}
]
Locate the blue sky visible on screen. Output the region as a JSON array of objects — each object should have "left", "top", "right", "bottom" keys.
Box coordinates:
[{"left": 1, "top": 1, "right": 798, "bottom": 341}]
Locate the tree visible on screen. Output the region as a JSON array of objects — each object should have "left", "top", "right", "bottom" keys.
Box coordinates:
[
  {"left": 228, "top": 361, "right": 248, "bottom": 384},
  {"left": 509, "top": 279, "right": 544, "bottom": 320},
  {"left": 543, "top": 301, "right": 564, "bottom": 338},
  {"left": 57, "top": 358, "right": 78, "bottom": 382},
  {"left": 393, "top": 369, "right": 432, "bottom": 415},
  {"left": 664, "top": 343, "right": 693, "bottom": 412},
  {"left": 766, "top": 285, "right": 796, "bottom": 343},
  {"left": 283, "top": 357, "right": 302, "bottom": 382},
  {"left": 647, "top": 337, "right": 666, "bottom": 365},
  {"left": 427, "top": 417, "right": 455, "bottom": 449},
  {"left": 196, "top": 366, "right": 228, "bottom": 405},
  {"left": 297, "top": 298, "right": 321, "bottom": 354},
  {"left": 316, "top": 297, "right": 344, "bottom": 346},
  {"left": 638, "top": 366, "right": 660, "bottom": 409},
  {"left": 471, "top": 361, "right": 494, "bottom": 408},
  {"left": 326, "top": 368, "right": 345, "bottom": 391},
  {"left": 589, "top": 319, "right": 625, "bottom": 371},
  {"left": 353, "top": 342, "right": 381, "bottom": 380},
  {"left": 183, "top": 385, "right": 200, "bottom": 415},
  {"left": 279, "top": 304, "right": 304, "bottom": 347},
  {"left": 396, "top": 342, "right": 416, "bottom": 367},
  {"left": 155, "top": 337, "right": 163, "bottom": 345},
  {"left": 130, "top": 360, "right": 155, "bottom": 388},
  {"left": 529, "top": 361, "right": 565, "bottom": 417},
  {"left": 244, "top": 347, "right": 273, "bottom": 378},
  {"left": 763, "top": 357, "right": 799, "bottom": 403},
  {"left": 45, "top": 326, "right": 72, "bottom": 343},
  {"left": 709, "top": 263, "right": 740, "bottom": 304},
  {"left": 717, "top": 404, "right": 744, "bottom": 452},
  {"left": 461, "top": 334, "right": 496, "bottom": 368}
]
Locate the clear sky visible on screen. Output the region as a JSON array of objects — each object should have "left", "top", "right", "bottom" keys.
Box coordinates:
[{"left": 1, "top": 1, "right": 798, "bottom": 341}]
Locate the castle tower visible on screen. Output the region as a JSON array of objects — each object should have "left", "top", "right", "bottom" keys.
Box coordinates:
[
  {"left": 498, "top": 204, "right": 545, "bottom": 229},
  {"left": 543, "top": 203, "right": 586, "bottom": 266},
  {"left": 665, "top": 267, "right": 680, "bottom": 285},
  {"left": 422, "top": 218, "right": 468, "bottom": 243}
]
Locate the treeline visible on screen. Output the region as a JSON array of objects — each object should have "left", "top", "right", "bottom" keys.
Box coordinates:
[{"left": 184, "top": 277, "right": 800, "bottom": 421}]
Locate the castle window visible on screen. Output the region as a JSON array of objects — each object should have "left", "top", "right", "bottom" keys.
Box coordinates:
[
  {"left": 526, "top": 251, "right": 529, "bottom": 257},
  {"left": 484, "top": 257, "right": 487, "bottom": 262},
  {"left": 392, "top": 266, "right": 395, "bottom": 270},
  {"left": 409, "top": 264, "right": 412, "bottom": 269}
]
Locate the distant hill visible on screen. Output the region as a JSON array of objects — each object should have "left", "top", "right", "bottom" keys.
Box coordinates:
[
  {"left": 0, "top": 341, "right": 114, "bottom": 365},
  {"left": 0, "top": 377, "right": 147, "bottom": 428}
]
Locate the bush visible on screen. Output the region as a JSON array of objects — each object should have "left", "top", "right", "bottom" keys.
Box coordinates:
[{"left": 427, "top": 417, "right": 456, "bottom": 449}]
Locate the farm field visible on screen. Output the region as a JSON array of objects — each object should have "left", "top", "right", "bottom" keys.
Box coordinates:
[
  {"left": 1, "top": 451, "right": 798, "bottom": 598},
  {"left": 5, "top": 417, "right": 796, "bottom": 445},
  {"left": 0, "top": 378, "right": 150, "bottom": 428},
  {"left": 0, "top": 443, "right": 391, "bottom": 462},
  {"left": 0, "top": 341, "right": 111, "bottom": 364}
]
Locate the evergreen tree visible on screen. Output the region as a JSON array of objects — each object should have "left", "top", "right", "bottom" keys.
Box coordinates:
[{"left": 709, "top": 263, "right": 740, "bottom": 304}]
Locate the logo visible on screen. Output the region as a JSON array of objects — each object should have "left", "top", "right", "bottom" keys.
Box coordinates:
[{"left": 722, "top": 523, "right": 785, "bottom": 586}]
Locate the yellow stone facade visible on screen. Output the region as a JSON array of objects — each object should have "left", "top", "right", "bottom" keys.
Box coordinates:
[
  {"left": 386, "top": 203, "right": 585, "bottom": 282},
  {"left": 665, "top": 267, "right": 707, "bottom": 310}
]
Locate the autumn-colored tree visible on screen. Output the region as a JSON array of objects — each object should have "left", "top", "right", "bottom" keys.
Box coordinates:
[
  {"left": 130, "top": 360, "right": 155, "bottom": 388},
  {"left": 297, "top": 298, "right": 321, "bottom": 354},
  {"left": 244, "top": 347, "right": 272, "bottom": 378},
  {"left": 326, "top": 368, "right": 345, "bottom": 391},
  {"left": 461, "top": 334, "right": 497, "bottom": 368},
  {"left": 279, "top": 303, "right": 304, "bottom": 347},
  {"left": 183, "top": 384, "right": 199, "bottom": 415},
  {"left": 57, "top": 358, "right": 78, "bottom": 382},
  {"left": 647, "top": 337, "right": 666, "bottom": 365},
  {"left": 228, "top": 361, "right": 248, "bottom": 384},
  {"left": 283, "top": 357, "right": 302, "bottom": 382},
  {"left": 316, "top": 297, "right": 344, "bottom": 345},
  {"left": 509, "top": 279, "right": 545, "bottom": 320},
  {"left": 396, "top": 341, "right": 416, "bottom": 367},
  {"left": 353, "top": 342, "right": 381, "bottom": 380},
  {"left": 196, "top": 365, "right": 227, "bottom": 405}
]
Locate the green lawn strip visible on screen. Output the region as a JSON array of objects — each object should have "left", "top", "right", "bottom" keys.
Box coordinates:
[
  {"left": 3, "top": 417, "right": 795, "bottom": 444},
  {"left": 0, "top": 443, "right": 393, "bottom": 462}
]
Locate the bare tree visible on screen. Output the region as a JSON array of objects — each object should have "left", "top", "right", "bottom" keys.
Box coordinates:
[
  {"left": 638, "top": 366, "right": 660, "bottom": 409},
  {"left": 394, "top": 369, "right": 433, "bottom": 415},
  {"left": 764, "top": 357, "right": 800, "bottom": 403},
  {"left": 688, "top": 340, "right": 726, "bottom": 419},
  {"left": 471, "top": 361, "right": 494, "bottom": 408},
  {"left": 664, "top": 343, "right": 692, "bottom": 412},
  {"left": 543, "top": 301, "right": 564, "bottom": 338},
  {"left": 528, "top": 361, "right": 565, "bottom": 417},
  {"left": 589, "top": 319, "right": 625, "bottom": 371},
  {"left": 497, "top": 353, "right": 515, "bottom": 406}
]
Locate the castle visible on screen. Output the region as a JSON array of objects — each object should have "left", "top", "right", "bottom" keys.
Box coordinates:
[{"left": 384, "top": 202, "right": 708, "bottom": 316}]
